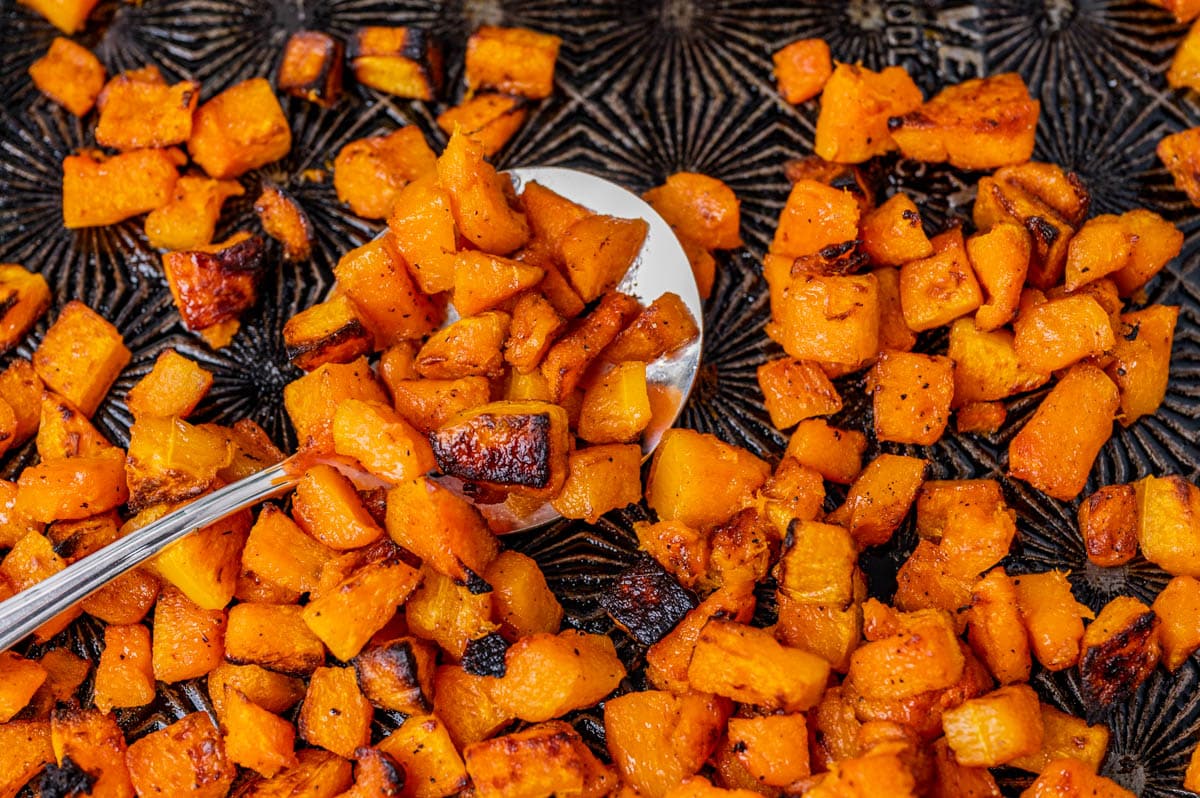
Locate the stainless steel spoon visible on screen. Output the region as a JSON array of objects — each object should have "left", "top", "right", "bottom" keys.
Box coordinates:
[{"left": 0, "top": 166, "right": 703, "bottom": 653}]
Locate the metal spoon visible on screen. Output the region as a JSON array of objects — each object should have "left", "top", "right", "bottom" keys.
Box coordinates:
[{"left": 0, "top": 166, "right": 703, "bottom": 653}]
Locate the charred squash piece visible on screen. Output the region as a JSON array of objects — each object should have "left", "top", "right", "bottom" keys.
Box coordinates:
[
  {"left": 1078, "top": 484, "right": 1138, "bottom": 567},
  {"left": 377, "top": 715, "right": 466, "bottom": 798},
  {"left": 437, "top": 93, "right": 528, "bottom": 157},
  {"left": 95, "top": 71, "right": 199, "bottom": 150},
  {"left": 1078, "top": 596, "right": 1161, "bottom": 711},
  {"left": 353, "top": 636, "right": 437, "bottom": 714},
  {"left": 406, "top": 565, "right": 497, "bottom": 659},
  {"left": 126, "top": 416, "right": 232, "bottom": 509},
  {"left": 351, "top": 26, "right": 443, "bottom": 100},
  {"left": 430, "top": 399, "right": 570, "bottom": 497},
  {"left": 465, "top": 26, "right": 562, "bottom": 100},
  {"left": 189, "top": 78, "right": 292, "bottom": 179},
  {"left": 335, "top": 127, "right": 438, "bottom": 221},
  {"left": 255, "top": 184, "right": 313, "bottom": 261},
  {"left": 278, "top": 30, "right": 344, "bottom": 107},
  {"left": 598, "top": 556, "right": 696, "bottom": 646},
  {"left": 125, "top": 712, "right": 235, "bottom": 798},
  {"left": 37, "top": 389, "right": 113, "bottom": 461},
  {"left": 236, "top": 748, "right": 353, "bottom": 797},
  {"left": 48, "top": 706, "right": 134, "bottom": 796},
  {"left": 465, "top": 722, "right": 613, "bottom": 798},
  {"left": 283, "top": 294, "right": 374, "bottom": 372},
  {"left": 0, "top": 265, "right": 51, "bottom": 356},
  {"left": 340, "top": 748, "right": 407, "bottom": 798},
  {"left": 28, "top": 37, "right": 105, "bottom": 116},
  {"left": 163, "top": 232, "right": 266, "bottom": 343},
  {"left": 62, "top": 147, "right": 182, "bottom": 228}
]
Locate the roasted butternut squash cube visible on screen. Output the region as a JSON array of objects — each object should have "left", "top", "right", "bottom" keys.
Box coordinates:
[
  {"left": 964, "top": 222, "right": 1030, "bottom": 332},
  {"left": 371, "top": 717, "right": 465, "bottom": 798},
  {"left": 942, "top": 684, "right": 1043, "bottom": 767},
  {"left": 351, "top": 26, "right": 442, "bottom": 99},
  {"left": 552, "top": 443, "right": 643, "bottom": 523},
  {"left": 147, "top": 505, "right": 248, "bottom": 609},
  {"left": 1108, "top": 304, "right": 1178, "bottom": 426},
  {"left": 647, "top": 428, "right": 770, "bottom": 531},
  {"left": 417, "top": 311, "right": 510, "bottom": 380},
  {"left": 1079, "top": 596, "right": 1160, "bottom": 709},
  {"left": 728, "top": 713, "right": 811, "bottom": 787},
  {"left": 25, "top": 648, "right": 88, "bottom": 718},
  {"left": 1078, "top": 484, "right": 1138, "bottom": 567},
  {"left": 784, "top": 418, "right": 866, "bottom": 484},
  {"left": 0, "top": 652, "right": 46, "bottom": 722},
  {"left": 464, "top": 721, "right": 614, "bottom": 798},
  {"left": 163, "top": 232, "right": 266, "bottom": 343},
  {"left": 645, "top": 585, "right": 756, "bottom": 694},
  {"left": 19, "top": 0, "right": 99, "bottom": 32},
  {"left": 80, "top": 565, "right": 160, "bottom": 625},
  {"left": 0, "top": 360, "right": 42, "bottom": 448},
  {"left": 284, "top": 356, "right": 388, "bottom": 451},
  {"left": 687, "top": 620, "right": 828, "bottom": 711},
  {"left": 767, "top": 271, "right": 879, "bottom": 366},
  {"left": 1063, "top": 214, "right": 1133, "bottom": 291},
  {"left": 967, "top": 568, "right": 1032, "bottom": 685},
  {"left": 93, "top": 623, "right": 155, "bottom": 712},
  {"left": 1006, "top": 704, "right": 1109, "bottom": 777},
  {"left": 465, "top": 25, "right": 561, "bottom": 99},
  {"left": 557, "top": 213, "right": 648, "bottom": 303},
  {"left": 773, "top": 37, "right": 832, "bottom": 104},
  {"left": 868, "top": 351, "right": 954, "bottom": 446},
  {"left": 541, "top": 291, "right": 641, "bottom": 400},
  {"left": 956, "top": 401, "right": 1007, "bottom": 434},
  {"left": 340, "top": 747, "right": 406, "bottom": 798},
  {"left": 0, "top": 719, "right": 52, "bottom": 797},
  {"left": 283, "top": 294, "right": 374, "bottom": 372},
  {"left": 948, "top": 318, "right": 1049, "bottom": 405},
  {"left": 242, "top": 504, "right": 333, "bottom": 594},
  {"left": 353, "top": 636, "right": 436, "bottom": 714},
  {"left": 453, "top": 251, "right": 545, "bottom": 317},
  {"left": 386, "top": 475, "right": 498, "bottom": 583},
  {"left": 433, "top": 665, "right": 513, "bottom": 747},
  {"left": 770, "top": 179, "right": 860, "bottom": 258},
  {"left": 827, "top": 454, "right": 926, "bottom": 548},
  {"left": 778, "top": 520, "right": 857, "bottom": 606},
  {"left": 1159, "top": 126, "right": 1200, "bottom": 207},
  {"left": 208, "top": 662, "right": 305, "bottom": 724},
  {"left": 237, "top": 748, "right": 353, "bottom": 796},
  {"left": 577, "top": 361, "right": 651, "bottom": 443},
  {"left": 336, "top": 234, "right": 442, "bottom": 346},
  {"left": 1151, "top": 575, "right": 1200, "bottom": 671},
  {"left": 278, "top": 30, "right": 344, "bottom": 107},
  {"left": 846, "top": 609, "right": 964, "bottom": 701},
  {"left": 125, "top": 713, "right": 234, "bottom": 798},
  {"left": 604, "top": 291, "right": 700, "bottom": 364},
  {"left": 484, "top": 550, "right": 563, "bottom": 641},
  {"left": 303, "top": 555, "right": 421, "bottom": 661},
  {"left": 868, "top": 266, "right": 916, "bottom": 355},
  {"left": 858, "top": 193, "right": 933, "bottom": 267},
  {"left": 815, "top": 62, "right": 923, "bottom": 163},
  {"left": 898, "top": 227, "right": 983, "bottom": 332},
  {"left": 605, "top": 690, "right": 728, "bottom": 798},
  {"left": 126, "top": 349, "right": 213, "bottom": 419},
  {"left": 144, "top": 174, "right": 244, "bottom": 251},
  {"left": 151, "top": 586, "right": 226, "bottom": 682},
  {"left": 126, "top": 415, "right": 232, "bottom": 508},
  {"left": 1013, "top": 294, "right": 1115, "bottom": 374},
  {"left": 221, "top": 687, "right": 298, "bottom": 778},
  {"left": 387, "top": 174, "right": 458, "bottom": 294},
  {"left": 1136, "top": 474, "right": 1200, "bottom": 577},
  {"left": 333, "top": 399, "right": 435, "bottom": 483},
  {"left": 0, "top": 265, "right": 49, "bottom": 359},
  {"left": 255, "top": 183, "right": 312, "bottom": 261},
  {"left": 297, "top": 666, "right": 372, "bottom": 759},
  {"left": 1013, "top": 570, "right": 1092, "bottom": 671},
  {"left": 1009, "top": 364, "right": 1119, "bottom": 501},
  {"left": 392, "top": 376, "right": 491, "bottom": 434},
  {"left": 33, "top": 300, "right": 129, "bottom": 416},
  {"left": 95, "top": 71, "right": 199, "bottom": 150},
  {"left": 502, "top": 292, "right": 565, "bottom": 375},
  {"left": 62, "top": 147, "right": 181, "bottom": 228},
  {"left": 643, "top": 172, "right": 741, "bottom": 251},
  {"left": 890, "top": 73, "right": 1038, "bottom": 169},
  {"left": 633, "top": 518, "right": 709, "bottom": 590},
  {"left": 226, "top": 602, "right": 325, "bottom": 675},
  {"left": 438, "top": 92, "right": 528, "bottom": 157},
  {"left": 48, "top": 706, "right": 135, "bottom": 796},
  {"left": 28, "top": 37, "right": 104, "bottom": 116},
  {"left": 488, "top": 630, "right": 625, "bottom": 721},
  {"left": 777, "top": 593, "right": 862, "bottom": 673},
  {"left": 917, "top": 480, "right": 1016, "bottom": 580},
  {"left": 189, "top": 78, "right": 292, "bottom": 179},
  {"left": 437, "top": 128, "right": 529, "bottom": 255},
  {"left": 756, "top": 357, "right": 842, "bottom": 430},
  {"left": 293, "top": 463, "right": 384, "bottom": 551},
  {"left": 15, "top": 453, "right": 129, "bottom": 523},
  {"left": 334, "top": 126, "right": 437, "bottom": 220}
]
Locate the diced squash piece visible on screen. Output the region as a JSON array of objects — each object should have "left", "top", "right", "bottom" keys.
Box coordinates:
[
  {"left": 378, "top": 714, "right": 469, "bottom": 798},
  {"left": 643, "top": 172, "right": 741, "bottom": 251},
  {"left": 899, "top": 227, "right": 982, "bottom": 332},
  {"left": 604, "top": 291, "right": 700, "bottom": 364},
  {"left": 302, "top": 555, "right": 421, "bottom": 661},
  {"left": 26, "top": 649, "right": 88, "bottom": 717},
  {"left": 485, "top": 550, "right": 563, "bottom": 640},
  {"left": 278, "top": 30, "right": 344, "bottom": 107},
  {"left": 189, "top": 78, "right": 292, "bottom": 179},
  {"left": 353, "top": 636, "right": 436, "bottom": 714},
  {"left": 0, "top": 653, "right": 46, "bottom": 722},
  {"left": 827, "top": 454, "right": 926, "bottom": 548},
  {"left": 542, "top": 292, "right": 640, "bottom": 401},
  {"left": 859, "top": 193, "right": 933, "bottom": 267},
  {"left": 238, "top": 748, "right": 353, "bottom": 797},
  {"left": 284, "top": 356, "right": 388, "bottom": 451},
  {"left": 1078, "top": 484, "right": 1138, "bottom": 567},
  {"left": 339, "top": 748, "right": 406, "bottom": 798},
  {"left": 1021, "top": 758, "right": 1134, "bottom": 797},
  {"left": 967, "top": 568, "right": 1031, "bottom": 685},
  {"left": 335, "top": 234, "right": 442, "bottom": 346},
  {"left": 1013, "top": 294, "right": 1115, "bottom": 373},
  {"left": 846, "top": 609, "right": 964, "bottom": 701},
  {"left": 605, "top": 690, "right": 728, "bottom": 798},
  {"left": 437, "top": 128, "right": 529, "bottom": 255},
  {"left": 0, "top": 531, "right": 82, "bottom": 641},
  {"left": 1136, "top": 474, "right": 1200, "bottom": 577},
  {"left": 489, "top": 630, "right": 626, "bottom": 721},
  {"left": 1160, "top": 127, "right": 1200, "bottom": 207},
  {"left": 144, "top": 174, "right": 244, "bottom": 251},
  {"left": 577, "top": 362, "right": 651, "bottom": 444},
  {"left": 222, "top": 687, "right": 298, "bottom": 777},
  {"left": 1111, "top": 208, "right": 1182, "bottom": 296},
  {"left": 0, "top": 360, "right": 42, "bottom": 446},
  {"left": 152, "top": 586, "right": 226, "bottom": 682},
  {"left": 0, "top": 480, "right": 41, "bottom": 549},
  {"left": 80, "top": 567, "right": 160, "bottom": 625},
  {"left": 255, "top": 184, "right": 313, "bottom": 261},
  {"left": 967, "top": 222, "right": 1030, "bottom": 331},
  {"left": 453, "top": 251, "right": 545, "bottom": 317},
  {"left": 776, "top": 594, "right": 862, "bottom": 673},
  {"left": 890, "top": 73, "right": 1039, "bottom": 169},
  {"left": 465, "top": 25, "right": 561, "bottom": 99},
  {"left": 48, "top": 706, "right": 134, "bottom": 796},
  {"left": 1153, "top": 575, "right": 1200, "bottom": 670},
  {"left": 558, "top": 213, "right": 648, "bottom": 303},
  {"left": 405, "top": 564, "right": 496, "bottom": 660},
  {"left": 784, "top": 419, "right": 866, "bottom": 484},
  {"left": 1013, "top": 571, "right": 1092, "bottom": 671},
  {"left": 815, "top": 63, "right": 923, "bottom": 163},
  {"left": 126, "top": 416, "right": 233, "bottom": 508},
  {"left": 777, "top": 520, "right": 857, "bottom": 605},
  {"left": 434, "top": 665, "right": 513, "bottom": 748},
  {"left": 916, "top": 480, "right": 1016, "bottom": 581},
  {"left": 687, "top": 620, "right": 829, "bottom": 711},
  {"left": 350, "top": 26, "right": 442, "bottom": 100},
  {"left": 226, "top": 603, "right": 326, "bottom": 675},
  {"left": 283, "top": 295, "right": 374, "bottom": 372},
  {"left": 868, "top": 351, "right": 954, "bottom": 446},
  {"left": 62, "top": 147, "right": 181, "bottom": 228},
  {"left": 756, "top": 357, "right": 841, "bottom": 429},
  {"left": 1078, "top": 596, "right": 1160, "bottom": 708},
  {"left": 162, "top": 232, "right": 266, "bottom": 338},
  {"left": 465, "top": 721, "right": 614, "bottom": 798},
  {"left": 28, "top": 37, "right": 105, "bottom": 116},
  {"left": 634, "top": 519, "right": 710, "bottom": 590},
  {"left": 1063, "top": 215, "right": 1134, "bottom": 291},
  {"left": 417, "top": 311, "right": 510, "bottom": 380},
  {"left": 552, "top": 443, "right": 642, "bottom": 523},
  {"left": 126, "top": 713, "right": 235, "bottom": 798},
  {"left": 645, "top": 585, "right": 756, "bottom": 693},
  {"left": 647, "top": 429, "right": 770, "bottom": 531},
  {"left": 333, "top": 399, "right": 435, "bottom": 483},
  {"left": 334, "top": 126, "right": 437, "bottom": 220},
  {"left": 505, "top": 292, "right": 566, "bottom": 374},
  {"left": 773, "top": 38, "right": 833, "bottom": 104},
  {"left": 942, "top": 684, "right": 1044, "bottom": 767},
  {"left": 766, "top": 271, "right": 879, "bottom": 366},
  {"left": 438, "top": 93, "right": 528, "bottom": 157},
  {"left": 0, "top": 719, "right": 52, "bottom": 798},
  {"left": 147, "top": 506, "right": 248, "bottom": 610},
  {"left": 33, "top": 300, "right": 130, "bottom": 417},
  {"left": 126, "top": 349, "right": 213, "bottom": 419},
  {"left": 94, "top": 624, "right": 155, "bottom": 712},
  {"left": 949, "top": 318, "right": 1049, "bottom": 405},
  {"left": 870, "top": 266, "right": 917, "bottom": 354},
  {"left": 387, "top": 175, "right": 459, "bottom": 295},
  {"left": 298, "top": 666, "right": 372, "bottom": 759},
  {"left": 15, "top": 454, "right": 128, "bottom": 522},
  {"left": 1008, "top": 703, "right": 1110, "bottom": 775},
  {"left": 37, "top": 390, "right": 114, "bottom": 460},
  {"left": 208, "top": 662, "right": 305, "bottom": 723},
  {"left": 95, "top": 71, "right": 199, "bottom": 150},
  {"left": 386, "top": 475, "right": 498, "bottom": 583},
  {"left": 392, "top": 376, "right": 491, "bottom": 434},
  {"left": 1108, "top": 304, "right": 1178, "bottom": 426},
  {"left": 770, "top": 179, "right": 859, "bottom": 258},
  {"left": 957, "top": 401, "right": 1007, "bottom": 434},
  {"left": 727, "top": 713, "right": 811, "bottom": 787},
  {"left": 1009, "top": 364, "right": 1119, "bottom": 501}
]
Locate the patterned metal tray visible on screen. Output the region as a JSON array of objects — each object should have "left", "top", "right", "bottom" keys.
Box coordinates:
[{"left": 2, "top": 0, "right": 1200, "bottom": 794}]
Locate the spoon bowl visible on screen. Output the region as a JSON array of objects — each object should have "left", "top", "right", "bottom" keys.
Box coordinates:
[{"left": 0, "top": 166, "right": 704, "bottom": 653}]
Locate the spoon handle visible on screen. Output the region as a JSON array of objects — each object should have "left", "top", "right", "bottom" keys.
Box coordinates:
[{"left": 0, "top": 460, "right": 298, "bottom": 653}]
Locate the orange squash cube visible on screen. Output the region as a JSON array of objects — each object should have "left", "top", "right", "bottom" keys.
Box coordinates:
[
  {"left": 221, "top": 687, "right": 298, "bottom": 778},
  {"left": 32, "top": 301, "right": 129, "bottom": 417},
  {"left": 282, "top": 295, "right": 375, "bottom": 372},
  {"left": 434, "top": 665, "right": 514, "bottom": 748},
  {"left": 95, "top": 71, "right": 199, "bottom": 150},
  {"left": 333, "top": 399, "right": 435, "bottom": 483},
  {"left": 391, "top": 376, "right": 492, "bottom": 434},
  {"left": 298, "top": 666, "right": 372, "bottom": 759},
  {"left": 465, "top": 25, "right": 561, "bottom": 99},
  {"left": 815, "top": 63, "right": 923, "bottom": 163},
  {"left": 28, "top": 37, "right": 104, "bottom": 116},
  {"left": 967, "top": 568, "right": 1032, "bottom": 685},
  {"left": 334, "top": 126, "right": 437, "bottom": 220},
  {"left": 385, "top": 475, "right": 498, "bottom": 584},
  {"left": 125, "top": 349, "right": 213, "bottom": 419},
  {"left": 489, "top": 630, "right": 626, "bottom": 722},
  {"left": 80, "top": 567, "right": 160, "bottom": 625},
  {"left": 19, "top": 0, "right": 100, "bottom": 33},
  {"left": 541, "top": 292, "right": 640, "bottom": 401},
  {"left": 255, "top": 184, "right": 313, "bottom": 261},
  {"left": 0, "top": 265, "right": 51, "bottom": 356},
  {"left": 485, "top": 550, "right": 563, "bottom": 640},
  {"left": 207, "top": 662, "right": 305, "bottom": 724},
  {"left": 899, "top": 227, "right": 983, "bottom": 332},
  {"left": 859, "top": 193, "right": 933, "bottom": 267},
  {"left": 464, "top": 722, "right": 614, "bottom": 798},
  {"left": 1112, "top": 208, "right": 1183, "bottom": 297},
  {"left": 504, "top": 292, "right": 566, "bottom": 375},
  {"left": 0, "top": 652, "right": 46, "bottom": 723},
  {"left": 126, "top": 712, "right": 235, "bottom": 798},
  {"left": 1136, "top": 475, "right": 1200, "bottom": 578},
  {"left": 647, "top": 429, "right": 770, "bottom": 531},
  {"left": 189, "top": 78, "right": 292, "bottom": 179},
  {"left": 15, "top": 454, "right": 128, "bottom": 523},
  {"left": 126, "top": 415, "right": 232, "bottom": 508},
  {"left": 770, "top": 179, "right": 860, "bottom": 258},
  {"left": 62, "top": 147, "right": 182, "bottom": 228},
  {"left": 225, "top": 602, "right": 326, "bottom": 675},
  {"left": 846, "top": 608, "right": 964, "bottom": 701},
  {"left": 643, "top": 172, "right": 741, "bottom": 251},
  {"left": 453, "top": 251, "right": 545, "bottom": 317},
  {"left": 949, "top": 318, "right": 1049, "bottom": 405},
  {"left": 645, "top": 585, "right": 756, "bottom": 693},
  {"left": 1013, "top": 570, "right": 1092, "bottom": 671},
  {"left": 767, "top": 271, "right": 880, "bottom": 365},
  {"left": 334, "top": 234, "right": 442, "bottom": 346},
  {"left": 1152, "top": 575, "right": 1200, "bottom": 671},
  {"left": 1108, "top": 304, "right": 1178, "bottom": 426},
  {"left": 303, "top": 555, "right": 421, "bottom": 661},
  {"left": 868, "top": 351, "right": 954, "bottom": 446},
  {"left": 284, "top": 356, "right": 388, "bottom": 451},
  {"left": 773, "top": 37, "right": 832, "bottom": 104},
  {"left": 152, "top": 586, "right": 226, "bottom": 682},
  {"left": 942, "top": 684, "right": 1044, "bottom": 767},
  {"left": 293, "top": 463, "right": 384, "bottom": 550},
  {"left": 687, "top": 620, "right": 829, "bottom": 711},
  {"left": 827, "top": 454, "right": 926, "bottom": 548},
  {"left": 93, "top": 624, "right": 155, "bottom": 712},
  {"left": 727, "top": 713, "right": 811, "bottom": 787},
  {"left": 145, "top": 174, "right": 244, "bottom": 253},
  {"left": 552, "top": 443, "right": 643, "bottom": 523},
  {"left": 351, "top": 26, "right": 442, "bottom": 100},
  {"left": 1009, "top": 364, "right": 1119, "bottom": 501},
  {"left": 784, "top": 418, "right": 866, "bottom": 484},
  {"left": 966, "top": 222, "right": 1030, "bottom": 331},
  {"left": 0, "top": 360, "right": 43, "bottom": 447},
  {"left": 242, "top": 504, "right": 332, "bottom": 595},
  {"left": 437, "top": 93, "right": 528, "bottom": 157},
  {"left": 1013, "top": 294, "right": 1115, "bottom": 374},
  {"left": 756, "top": 357, "right": 842, "bottom": 429},
  {"left": 1159, "top": 126, "right": 1200, "bottom": 206},
  {"left": 353, "top": 636, "right": 436, "bottom": 714},
  {"left": 149, "top": 508, "right": 249, "bottom": 610},
  {"left": 558, "top": 213, "right": 648, "bottom": 303},
  {"left": 578, "top": 361, "right": 651, "bottom": 443},
  {"left": 438, "top": 128, "right": 529, "bottom": 255},
  {"left": 1078, "top": 484, "right": 1138, "bottom": 567},
  {"left": 604, "top": 291, "right": 700, "bottom": 364},
  {"left": 378, "top": 714, "right": 469, "bottom": 798},
  {"left": 48, "top": 706, "right": 135, "bottom": 796},
  {"left": 387, "top": 175, "right": 459, "bottom": 295},
  {"left": 278, "top": 30, "right": 344, "bottom": 107}
]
